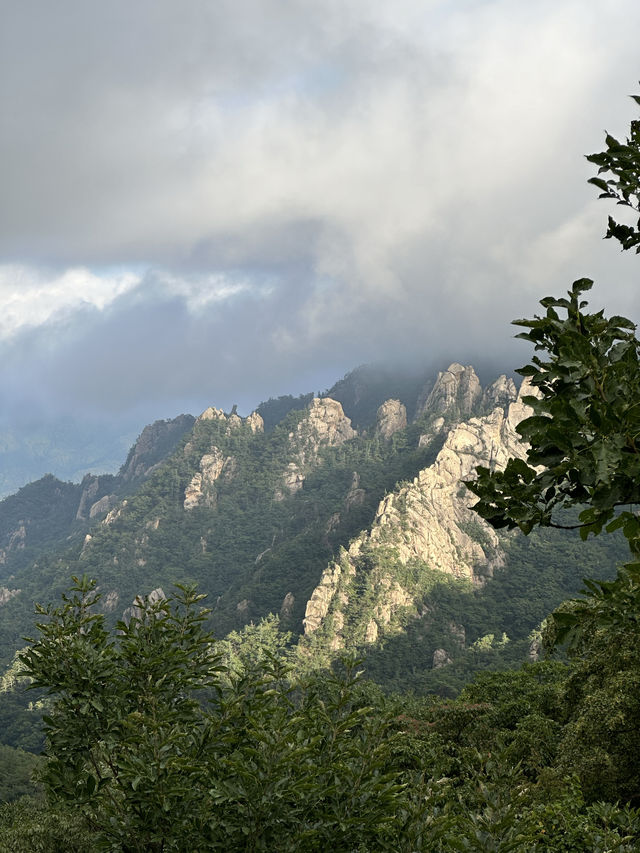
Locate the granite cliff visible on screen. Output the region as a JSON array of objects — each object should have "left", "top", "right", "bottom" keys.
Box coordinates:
[{"left": 302, "top": 374, "right": 535, "bottom": 656}]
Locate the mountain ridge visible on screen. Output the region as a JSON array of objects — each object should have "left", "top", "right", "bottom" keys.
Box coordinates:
[{"left": 0, "top": 362, "right": 625, "bottom": 695}]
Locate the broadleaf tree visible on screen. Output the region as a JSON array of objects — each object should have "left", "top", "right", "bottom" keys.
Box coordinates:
[
  {"left": 465, "top": 88, "right": 640, "bottom": 803},
  {"left": 19, "top": 576, "right": 425, "bottom": 851}
]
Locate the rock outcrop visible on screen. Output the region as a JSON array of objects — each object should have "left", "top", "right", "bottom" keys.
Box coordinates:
[
  {"left": 432, "top": 648, "right": 452, "bottom": 668},
  {"left": 89, "top": 494, "right": 116, "bottom": 518},
  {"left": 417, "top": 363, "right": 482, "bottom": 419},
  {"left": 196, "top": 407, "right": 263, "bottom": 434},
  {"left": 302, "top": 379, "right": 536, "bottom": 649},
  {"left": 276, "top": 398, "right": 356, "bottom": 498},
  {"left": 76, "top": 475, "right": 101, "bottom": 520},
  {"left": 246, "top": 412, "right": 264, "bottom": 434},
  {"left": 0, "top": 523, "right": 26, "bottom": 564},
  {"left": 120, "top": 415, "right": 194, "bottom": 483},
  {"left": 122, "top": 587, "right": 166, "bottom": 625},
  {"left": 0, "top": 587, "right": 20, "bottom": 606},
  {"left": 375, "top": 399, "right": 407, "bottom": 440},
  {"left": 303, "top": 563, "right": 345, "bottom": 635},
  {"left": 482, "top": 375, "right": 518, "bottom": 411},
  {"left": 184, "top": 447, "right": 231, "bottom": 510},
  {"left": 297, "top": 398, "right": 357, "bottom": 458}
]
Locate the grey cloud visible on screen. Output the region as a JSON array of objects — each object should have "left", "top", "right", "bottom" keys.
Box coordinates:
[{"left": 2, "top": 0, "right": 640, "bottom": 435}]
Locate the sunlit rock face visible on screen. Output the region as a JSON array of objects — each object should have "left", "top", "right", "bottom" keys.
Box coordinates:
[
  {"left": 416, "top": 363, "right": 482, "bottom": 419},
  {"left": 302, "top": 377, "right": 536, "bottom": 651},
  {"left": 375, "top": 399, "right": 407, "bottom": 440},
  {"left": 275, "top": 397, "right": 356, "bottom": 499},
  {"left": 184, "top": 447, "right": 234, "bottom": 510}
]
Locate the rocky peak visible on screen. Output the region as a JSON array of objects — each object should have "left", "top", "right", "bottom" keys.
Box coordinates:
[
  {"left": 120, "top": 415, "right": 195, "bottom": 483},
  {"left": 302, "top": 389, "right": 536, "bottom": 649},
  {"left": 197, "top": 406, "right": 226, "bottom": 423},
  {"left": 375, "top": 399, "right": 407, "bottom": 440},
  {"left": 417, "top": 363, "right": 482, "bottom": 419},
  {"left": 276, "top": 398, "right": 356, "bottom": 499},
  {"left": 246, "top": 412, "right": 264, "bottom": 433},
  {"left": 506, "top": 377, "right": 540, "bottom": 431},
  {"left": 290, "top": 397, "right": 356, "bottom": 463},
  {"left": 482, "top": 375, "right": 518, "bottom": 411},
  {"left": 303, "top": 398, "right": 357, "bottom": 448},
  {"left": 197, "top": 407, "right": 264, "bottom": 435}
]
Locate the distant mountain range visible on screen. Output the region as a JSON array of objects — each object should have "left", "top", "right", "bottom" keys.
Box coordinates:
[
  {"left": 0, "top": 362, "right": 626, "bottom": 704},
  {"left": 0, "top": 415, "right": 142, "bottom": 500}
]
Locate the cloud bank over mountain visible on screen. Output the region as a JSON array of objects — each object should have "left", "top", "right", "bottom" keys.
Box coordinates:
[{"left": 1, "top": 0, "right": 639, "bottom": 425}]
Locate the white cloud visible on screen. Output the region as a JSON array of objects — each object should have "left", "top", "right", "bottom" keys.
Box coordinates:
[{"left": 0, "top": 266, "right": 142, "bottom": 339}]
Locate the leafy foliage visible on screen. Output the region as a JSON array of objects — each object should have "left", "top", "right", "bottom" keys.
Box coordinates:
[
  {"left": 19, "top": 578, "right": 426, "bottom": 851},
  {"left": 587, "top": 89, "right": 640, "bottom": 252},
  {"left": 465, "top": 93, "right": 640, "bottom": 806},
  {"left": 467, "top": 278, "right": 640, "bottom": 543}
]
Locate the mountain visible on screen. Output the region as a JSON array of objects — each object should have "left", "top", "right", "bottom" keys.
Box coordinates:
[
  {"left": 0, "top": 363, "right": 626, "bottom": 699},
  {"left": 0, "top": 415, "right": 145, "bottom": 500}
]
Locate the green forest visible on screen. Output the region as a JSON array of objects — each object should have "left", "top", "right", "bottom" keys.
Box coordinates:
[{"left": 0, "top": 90, "right": 639, "bottom": 851}]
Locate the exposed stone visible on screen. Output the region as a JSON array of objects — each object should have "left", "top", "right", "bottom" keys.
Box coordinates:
[
  {"left": 0, "top": 523, "right": 26, "bottom": 564},
  {"left": 280, "top": 592, "right": 295, "bottom": 620},
  {"left": 103, "top": 501, "right": 126, "bottom": 525},
  {"left": 417, "top": 363, "right": 482, "bottom": 419},
  {"left": 183, "top": 448, "right": 229, "bottom": 510},
  {"left": 294, "top": 398, "right": 356, "bottom": 465},
  {"left": 246, "top": 412, "right": 264, "bottom": 433},
  {"left": 365, "top": 619, "right": 379, "bottom": 644},
  {"left": 89, "top": 494, "right": 115, "bottom": 518},
  {"left": 198, "top": 406, "right": 226, "bottom": 422},
  {"left": 120, "top": 415, "right": 194, "bottom": 482},
  {"left": 236, "top": 599, "right": 250, "bottom": 618},
  {"left": 528, "top": 635, "right": 541, "bottom": 662},
  {"left": 507, "top": 377, "right": 540, "bottom": 432},
  {"left": 325, "top": 513, "right": 341, "bottom": 536},
  {"left": 122, "top": 588, "right": 166, "bottom": 626},
  {"left": 483, "top": 375, "right": 518, "bottom": 411},
  {"left": 76, "top": 475, "right": 100, "bottom": 520},
  {"left": 432, "top": 648, "right": 452, "bottom": 668},
  {"left": 418, "top": 417, "right": 446, "bottom": 448},
  {"left": 281, "top": 462, "right": 305, "bottom": 495},
  {"left": 201, "top": 449, "right": 226, "bottom": 484},
  {"left": 375, "top": 399, "right": 407, "bottom": 440},
  {"left": 353, "top": 398, "right": 533, "bottom": 582},
  {"left": 101, "top": 590, "right": 119, "bottom": 613},
  {"left": 302, "top": 381, "right": 536, "bottom": 644},
  {"left": 0, "top": 587, "right": 20, "bottom": 606},
  {"left": 303, "top": 563, "right": 342, "bottom": 634},
  {"left": 183, "top": 473, "right": 205, "bottom": 510},
  {"left": 277, "top": 398, "right": 356, "bottom": 498}
]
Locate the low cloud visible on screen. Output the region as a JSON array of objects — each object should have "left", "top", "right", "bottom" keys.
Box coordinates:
[{"left": 1, "top": 0, "right": 639, "bottom": 423}]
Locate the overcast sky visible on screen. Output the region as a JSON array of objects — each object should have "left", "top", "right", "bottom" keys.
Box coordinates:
[{"left": 1, "top": 0, "right": 639, "bottom": 431}]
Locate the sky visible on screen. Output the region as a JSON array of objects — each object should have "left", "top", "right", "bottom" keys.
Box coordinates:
[{"left": 1, "top": 0, "right": 640, "bottom": 436}]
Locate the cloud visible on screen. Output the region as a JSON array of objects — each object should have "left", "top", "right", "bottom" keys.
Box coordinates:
[
  {"left": 0, "top": 265, "right": 141, "bottom": 338},
  {"left": 1, "top": 0, "right": 640, "bottom": 424}
]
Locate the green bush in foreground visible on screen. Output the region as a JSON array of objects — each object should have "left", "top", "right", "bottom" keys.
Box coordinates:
[{"left": 18, "top": 577, "right": 425, "bottom": 852}]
